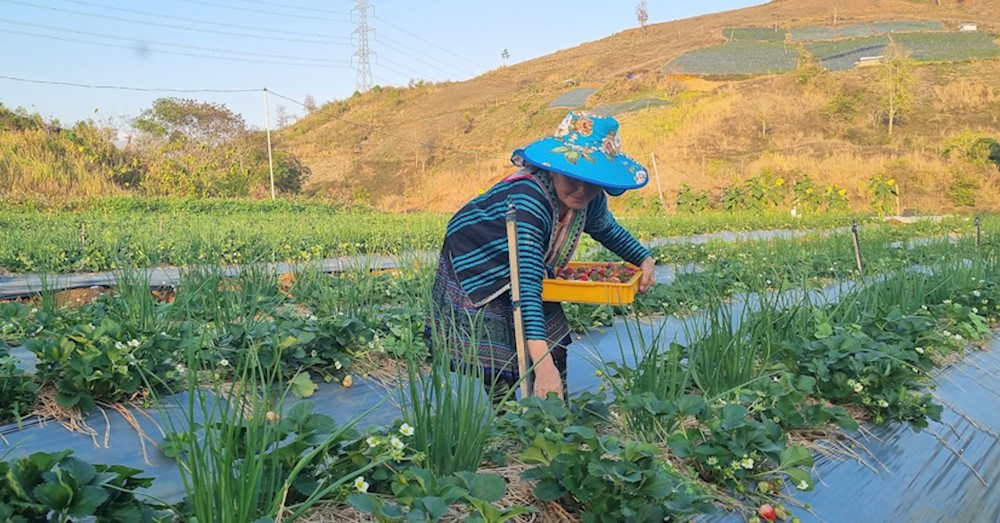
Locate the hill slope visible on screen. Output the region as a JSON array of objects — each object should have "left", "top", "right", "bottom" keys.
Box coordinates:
[{"left": 279, "top": 0, "right": 1000, "bottom": 214}]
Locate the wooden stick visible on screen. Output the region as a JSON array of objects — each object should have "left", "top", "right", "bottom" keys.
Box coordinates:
[
  {"left": 505, "top": 196, "right": 532, "bottom": 399},
  {"left": 650, "top": 152, "right": 667, "bottom": 214}
]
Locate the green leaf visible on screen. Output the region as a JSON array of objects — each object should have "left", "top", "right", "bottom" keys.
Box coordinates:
[
  {"left": 784, "top": 467, "right": 813, "bottom": 490},
  {"left": 720, "top": 403, "right": 748, "bottom": 430},
  {"left": 68, "top": 486, "right": 110, "bottom": 517},
  {"left": 564, "top": 425, "right": 597, "bottom": 441},
  {"left": 287, "top": 372, "right": 318, "bottom": 398},
  {"left": 639, "top": 471, "right": 674, "bottom": 499},
  {"left": 33, "top": 482, "right": 75, "bottom": 510},
  {"left": 347, "top": 493, "right": 380, "bottom": 514},
  {"left": 779, "top": 444, "right": 814, "bottom": 469},
  {"left": 420, "top": 496, "right": 451, "bottom": 519},
  {"left": 62, "top": 457, "right": 97, "bottom": 485},
  {"left": 794, "top": 375, "right": 817, "bottom": 393},
  {"left": 55, "top": 390, "right": 82, "bottom": 409},
  {"left": 533, "top": 478, "right": 564, "bottom": 502},
  {"left": 283, "top": 401, "right": 316, "bottom": 424},
  {"left": 815, "top": 321, "right": 833, "bottom": 339},
  {"left": 465, "top": 472, "right": 506, "bottom": 502},
  {"left": 634, "top": 504, "right": 666, "bottom": 523},
  {"left": 519, "top": 436, "right": 561, "bottom": 465}
]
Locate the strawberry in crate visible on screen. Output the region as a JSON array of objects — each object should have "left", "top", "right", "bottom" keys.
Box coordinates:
[{"left": 556, "top": 262, "right": 638, "bottom": 283}]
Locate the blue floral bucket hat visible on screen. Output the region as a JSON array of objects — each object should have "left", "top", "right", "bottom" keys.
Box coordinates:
[{"left": 511, "top": 111, "right": 649, "bottom": 196}]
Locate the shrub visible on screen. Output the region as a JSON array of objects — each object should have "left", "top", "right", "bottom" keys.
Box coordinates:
[{"left": 948, "top": 171, "right": 979, "bottom": 207}]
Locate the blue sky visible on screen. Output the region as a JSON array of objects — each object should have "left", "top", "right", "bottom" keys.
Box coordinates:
[{"left": 0, "top": 1, "right": 765, "bottom": 130}]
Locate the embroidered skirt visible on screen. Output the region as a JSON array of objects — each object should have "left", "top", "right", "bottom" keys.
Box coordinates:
[{"left": 428, "top": 251, "right": 570, "bottom": 382}]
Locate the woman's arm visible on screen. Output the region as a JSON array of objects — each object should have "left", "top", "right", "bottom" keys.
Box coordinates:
[
  {"left": 638, "top": 255, "right": 655, "bottom": 293},
  {"left": 527, "top": 339, "right": 562, "bottom": 399},
  {"left": 584, "top": 194, "right": 656, "bottom": 292}
]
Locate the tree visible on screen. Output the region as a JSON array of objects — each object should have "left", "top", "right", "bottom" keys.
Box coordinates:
[
  {"left": 875, "top": 40, "right": 913, "bottom": 136},
  {"left": 501, "top": 48, "right": 510, "bottom": 67},
  {"left": 275, "top": 104, "right": 291, "bottom": 128},
  {"left": 303, "top": 94, "right": 318, "bottom": 114},
  {"left": 129, "top": 97, "right": 306, "bottom": 197},
  {"left": 132, "top": 98, "right": 245, "bottom": 148},
  {"left": 753, "top": 94, "right": 778, "bottom": 138},
  {"left": 636, "top": 1, "right": 649, "bottom": 31}
]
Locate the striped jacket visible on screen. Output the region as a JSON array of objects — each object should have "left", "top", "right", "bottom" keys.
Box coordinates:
[{"left": 443, "top": 171, "right": 650, "bottom": 340}]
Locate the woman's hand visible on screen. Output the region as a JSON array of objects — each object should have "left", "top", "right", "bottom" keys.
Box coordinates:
[
  {"left": 532, "top": 362, "right": 564, "bottom": 399},
  {"left": 638, "top": 256, "right": 656, "bottom": 293},
  {"left": 527, "top": 339, "right": 563, "bottom": 399}
]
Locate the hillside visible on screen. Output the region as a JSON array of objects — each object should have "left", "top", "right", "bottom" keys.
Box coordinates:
[{"left": 279, "top": 0, "right": 1000, "bottom": 214}]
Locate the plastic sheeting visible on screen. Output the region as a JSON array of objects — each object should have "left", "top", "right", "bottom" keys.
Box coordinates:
[
  {"left": 3, "top": 258, "right": 998, "bottom": 520},
  {"left": 708, "top": 343, "right": 1000, "bottom": 523},
  {"left": 0, "top": 379, "right": 403, "bottom": 505},
  {"left": 0, "top": 255, "right": 414, "bottom": 300}
]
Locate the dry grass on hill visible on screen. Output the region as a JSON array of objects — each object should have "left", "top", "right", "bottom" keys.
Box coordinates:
[{"left": 278, "top": 0, "right": 1000, "bottom": 214}]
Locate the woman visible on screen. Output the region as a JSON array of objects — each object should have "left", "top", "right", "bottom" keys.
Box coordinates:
[{"left": 428, "top": 111, "right": 656, "bottom": 400}]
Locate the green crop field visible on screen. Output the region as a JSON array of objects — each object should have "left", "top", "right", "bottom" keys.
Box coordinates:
[{"left": 662, "top": 41, "right": 800, "bottom": 76}]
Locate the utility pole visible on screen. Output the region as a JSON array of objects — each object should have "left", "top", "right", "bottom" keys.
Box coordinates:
[
  {"left": 263, "top": 88, "right": 276, "bottom": 200},
  {"left": 352, "top": 0, "right": 374, "bottom": 93}
]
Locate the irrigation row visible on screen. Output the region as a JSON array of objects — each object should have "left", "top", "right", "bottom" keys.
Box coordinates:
[
  {"left": 1, "top": 223, "right": 994, "bottom": 520},
  {"left": 3, "top": 257, "right": 990, "bottom": 515}
]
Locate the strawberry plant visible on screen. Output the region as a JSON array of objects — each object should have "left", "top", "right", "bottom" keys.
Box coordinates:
[
  {"left": 0, "top": 350, "right": 37, "bottom": 425},
  {"left": 521, "top": 425, "right": 711, "bottom": 522},
  {"left": 28, "top": 318, "right": 154, "bottom": 413},
  {"left": 0, "top": 450, "right": 169, "bottom": 522},
  {"left": 349, "top": 468, "right": 532, "bottom": 523}
]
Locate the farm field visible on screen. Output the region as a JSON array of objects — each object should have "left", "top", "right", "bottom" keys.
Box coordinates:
[
  {"left": 670, "top": 22, "right": 997, "bottom": 77},
  {"left": 2, "top": 210, "right": 999, "bottom": 522}
]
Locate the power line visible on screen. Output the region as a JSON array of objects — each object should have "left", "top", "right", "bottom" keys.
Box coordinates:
[
  {"left": 374, "top": 34, "right": 476, "bottom": 78},
  {"left": 225, "top": 0, "right": 349, "bottom": 17},
  {"left": 175, "top": 0, "right": 350, "bottom": 23},
  {"left": 3, "top": 28, "right": 350, "bottom": 69},
  {"left": 374, "top": 55, "right": 440, "bottom": 83},
  {"left": 0, "top": 74, "right": 261, "bottom": 93},
  {"left": 0, "top": 22, "right": 351, "bottom": 68},
  {"left": 372, "top": 14, "right": 490, "bottom": 71},
  {"left": 2, "top": 1, "right": 349, "bottom": 46},
  {"left": 12, "top": 0, "right": 346, "bottom": 40}
]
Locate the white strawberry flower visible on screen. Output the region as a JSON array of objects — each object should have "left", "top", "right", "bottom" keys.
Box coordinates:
[{"left": 354, "top": 476, "right": 369, "bottom": 492}]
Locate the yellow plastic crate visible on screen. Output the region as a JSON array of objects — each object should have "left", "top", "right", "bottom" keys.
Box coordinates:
[{"left": 541, "top": 262, "right": 641, "bottom": 305}]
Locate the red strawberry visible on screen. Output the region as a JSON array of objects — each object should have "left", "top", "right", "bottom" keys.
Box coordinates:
[{"left": 758, "top": 504, "right": 777, "bottom": 522}]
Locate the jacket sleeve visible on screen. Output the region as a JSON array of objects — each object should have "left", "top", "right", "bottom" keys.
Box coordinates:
[
  {"left": 583, "top": 193, "right": 651, "bottom": 266},
  {"left": 510, "top": 182, "right": 552, "bottom": 341}
]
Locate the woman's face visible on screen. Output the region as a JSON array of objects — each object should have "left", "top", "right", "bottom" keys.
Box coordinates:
[{"left": 552, "top": 172, "right": 602, "bottom": 210}]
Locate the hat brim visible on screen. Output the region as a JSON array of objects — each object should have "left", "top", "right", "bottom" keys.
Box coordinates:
[{"left": 513, "top": 138, "right": 649, "bottom": 197}]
